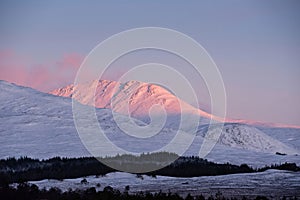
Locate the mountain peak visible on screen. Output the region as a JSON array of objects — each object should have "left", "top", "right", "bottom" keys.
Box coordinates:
[{"left": 50, "top": 79, "right": 212, "bottom": 121}]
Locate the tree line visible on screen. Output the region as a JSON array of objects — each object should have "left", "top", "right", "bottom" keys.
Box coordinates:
[{"left": 0, "top": 152, "right": 299, "bottom": 186}]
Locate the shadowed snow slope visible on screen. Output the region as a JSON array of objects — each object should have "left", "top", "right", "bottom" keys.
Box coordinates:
[
  {"left": 0, "top": 80, "right": 148, "bottom": 158},
  {"left": 198, "top": 123, "right": 298, "bottom": 154}
]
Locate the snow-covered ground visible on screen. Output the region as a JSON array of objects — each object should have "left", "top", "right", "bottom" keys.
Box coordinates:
[
  {"left": 0, "top": 80, "right": 300, "bottom": 167},
  {"left": 20, "top": 170, "right": 300, "bottom": 199}
]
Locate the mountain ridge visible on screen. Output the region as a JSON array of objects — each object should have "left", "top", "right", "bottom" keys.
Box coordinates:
[{"left": 50, "top": 79, "right": 300, "bottom": 129}]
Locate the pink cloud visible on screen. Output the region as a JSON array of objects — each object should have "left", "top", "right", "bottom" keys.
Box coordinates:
[
  {"left": 56, "top": 53, "right": 84, "bottom": 70},
  {"left": 0, "top": 50, "right": 84, "bottom": 92}
]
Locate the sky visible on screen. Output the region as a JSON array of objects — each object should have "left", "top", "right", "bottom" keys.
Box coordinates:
[{"left": 0, "top": 0, "right": 300, "bottom": 126}]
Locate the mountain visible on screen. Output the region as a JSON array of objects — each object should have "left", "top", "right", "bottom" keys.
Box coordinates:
[
  {"left": 48, "top": 79, "right": 300, "bottom": 155},
  {"left": 50, "top": 80, "right": 213, "bottom": 124},
  {"left": 50, "top": 80, "right": 300, "bottom": 129},
  {"left": 0, "top": 80, "right": 299, "bottom": 166}
]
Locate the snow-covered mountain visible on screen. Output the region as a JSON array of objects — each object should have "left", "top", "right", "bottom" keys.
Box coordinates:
[
  {"left": 198, "top": 123, "right": 297, "bottom": 154},
  {"left": 50, "top": 80, "right": 300, "bottom": 129},
  {"left": 0, "top": 80, "right": 299, "bottom": 166},
  {"left": 50, "top": 80, "right": 213, "bottom": 124}
]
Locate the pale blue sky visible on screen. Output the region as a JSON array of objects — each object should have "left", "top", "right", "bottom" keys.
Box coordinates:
[{"left": 0, "top": 1, "right": 299, "bottom": 125}]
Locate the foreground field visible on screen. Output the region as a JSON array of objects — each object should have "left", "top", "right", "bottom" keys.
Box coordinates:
[{"left": 12, "top": 170, "right": 299, "bottom": 199}]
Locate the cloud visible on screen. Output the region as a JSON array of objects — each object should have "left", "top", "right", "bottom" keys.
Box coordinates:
[
  {"left": 56, "top": 53, "right": 83, "bottom": 70},
  {"left": 0, "top": 50, "right": 83, "bottom": 92}
]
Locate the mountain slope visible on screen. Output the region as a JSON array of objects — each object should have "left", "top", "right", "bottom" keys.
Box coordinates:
[
  {"left": 198, "top": 123, "right": 298, "bottom": 154},
  {"left": 0, "top": 80, "right": 149, "bottom": 158},
  {"left": 0, "top": 80, "right": 85, "bottom": 158}
]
